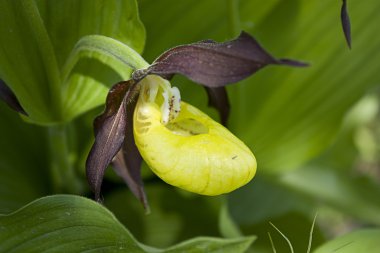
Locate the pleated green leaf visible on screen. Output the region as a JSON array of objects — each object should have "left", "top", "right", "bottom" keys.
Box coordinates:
[
  {"left": 163, "top": 236, "right": 254, "bottom": 253},
  {"left": 35, "top": 0, "right": 145, "bottom": 69},
  {"left": 0, "top": 0, "right": 145, "bottom": 124},
  {"left": 0, "top": 0, "right": 61, "bottom": 123},
  {"left": 61, "top": 35, "right": 148, "bottom": 120},
  {"left": 36, "top": 0, "right": 147, "bottom": 121},
  {"left": 0, "top": 195, "right": 255, "bottom": 253},
  {"left": 0, "top": 195, "right": 144, "bottom": 253},
  {"left": 139, "top": 0, "right": 380, "bottom": 172},
  {"left": 313, "top": 229, "right": 380, "bottom": 253}
]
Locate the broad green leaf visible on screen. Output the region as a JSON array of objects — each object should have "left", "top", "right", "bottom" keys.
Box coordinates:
[
  {"left": 139, "top": 0, "right": 380, "bottom": 172},
  {"left": 313, "top": 229, "right": 380, "bottom": 253},
  {"left": 61, "top": 35, "right": 149, "bottom": 121},
  {"left": 0, "top": 194, "right": 144, "bottom": 252},
  {"left": 0, "top": 195, "right": 255, "bottom": 253},
  {"left": 0, "top": 0, "right": 146, "bottom": 124},
  {"left": 35, "top": 0, "right": 145, "bottom": 69},
  {"left": 37, "top": 0, "right": 146, "bottom": 122},
  {"left": 0, "top": 0, "right": 61, "bottom": 122},
  {"left": 40, "top": 0, "right": 147, "bottom": 122},
  {"left": 163, "top": 236, "right": 255, "bottom": 253}
]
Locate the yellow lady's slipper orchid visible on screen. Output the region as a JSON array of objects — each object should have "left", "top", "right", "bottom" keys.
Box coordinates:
[
  {"left": 86, "top": 31, "right": 305, "bottom": 208},
  {"left": 133, "top": 75, "right": 256, "bottom": 195}
]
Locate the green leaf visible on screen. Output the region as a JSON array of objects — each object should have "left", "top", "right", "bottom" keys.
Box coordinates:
[
  {"left": 41, "top": 0, "right": 146, "bottom": 123},
  {"left": 0, "top": 195, "right": 255, "bottom": 253},
  {"left": 42, "top": 0, "right": 146, "bottom": 122},
  {"left": 36, "top": 0, "right": 145, "bottom": 69},
  {"left": 0, "top": 195, "right": 144, "bottom": 253},
  {"left": 139, "top": 0, "right": 380, "bottom": 172},
  {"left": 0, "top": 0, "right": 146, "bottom": 124},
  {"left": 163, "top": 236, "right": 255, "bottom": 253},
  {"left": 313, "top": 229, "right": 380, "bottom": 253},
  {"left": 61, "top": 35, "right": 149, "bottom": 121},
  {"left": 0, "top": 0, "right": 61, "bottom": 123}
]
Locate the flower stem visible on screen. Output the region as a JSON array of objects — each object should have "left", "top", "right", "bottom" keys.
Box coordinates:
[{"left": 47, "top": 124, "right": 82, "bottom": 193}]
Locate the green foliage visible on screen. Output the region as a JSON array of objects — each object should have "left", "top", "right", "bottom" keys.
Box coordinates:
[
  {"left": 0, "top": 0, "right": 145, "bottom": 124},
  {"left": 314, "top": 229, "right": 380, "bottom": 253},
  {"left": 0, "top": 0, "right": 380, "bottom": 252},
  {"left": 0, "top": 195, "right": 254, "bottom": 253}
]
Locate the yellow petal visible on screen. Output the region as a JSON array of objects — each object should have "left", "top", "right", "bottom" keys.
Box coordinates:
[{"left": 134, "top": 99, "right": 257, "bottom": 195}]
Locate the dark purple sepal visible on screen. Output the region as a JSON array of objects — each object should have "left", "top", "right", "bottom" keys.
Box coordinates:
[
  {"left": 0, "top": 79, "right": 28, "bottom": 115},
  {"left": 276, "top": 58, "right": 309, "bottom": 67},
  {"left": 147, "top": 31, "right": 307, "bottom": 87},
  {"left": 205, "top": 87, "right": 230, "bottom": 126},
  {"left": 341, "top": 0, "right": 352, "bottom": 49},
  {"left": 86, "top": 79, "right": 140, "bottom": 201},
  {"left": 112, "top": 150, "right": 149, "bottom": 213},
  {"left": 111, "top": 96, "right": 149, "bottom": 212}
]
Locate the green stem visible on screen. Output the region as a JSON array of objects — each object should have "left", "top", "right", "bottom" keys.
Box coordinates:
[
  {"left": 48, "top": 125, "right": 82, "bottom": 193},
  {"left": 227, "top": 0, "right": 241, "bottom": 37}
]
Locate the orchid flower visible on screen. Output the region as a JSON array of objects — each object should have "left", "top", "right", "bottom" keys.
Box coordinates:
[{"left": 85, "top": 31, "right": 307, "bottom": 210}]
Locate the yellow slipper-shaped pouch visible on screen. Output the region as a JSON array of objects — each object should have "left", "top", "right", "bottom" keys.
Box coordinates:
[{"left": 134, "top": 95, "right": 257, "bottom": 195}]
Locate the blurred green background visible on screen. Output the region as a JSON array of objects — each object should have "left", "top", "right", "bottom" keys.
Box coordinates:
[{"left": 0, "top": 0, "right": 380, "bottom": 252}]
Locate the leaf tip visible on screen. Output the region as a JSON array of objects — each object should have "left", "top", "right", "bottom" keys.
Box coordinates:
[
  {"left": 341, "top": 0, "right": 352, "bottom": 49},
  {"left": 277, "top": 59, "right": 310, "bottom": 67},
  {"left": 144, "top": 202, "right": 151, "bottom": 215},
  {"left": 0, "top": 79, "right": 28, "bottom": 116}
]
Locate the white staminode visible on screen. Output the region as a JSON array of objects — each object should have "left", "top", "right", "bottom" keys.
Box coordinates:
[
  {"left": 141, "top": 75, "right": 181, "bottom": 125},
  {"left": 161, "top": 86, "right": 181, "bottom": 125}
]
